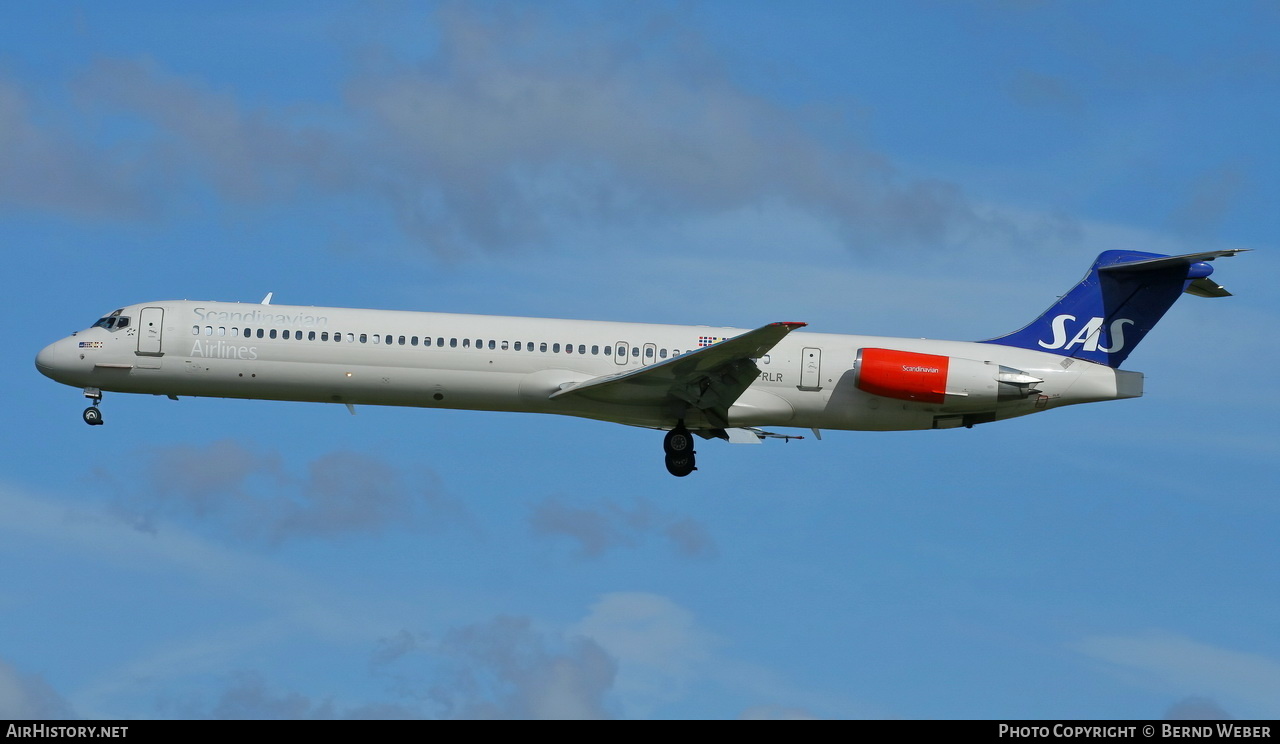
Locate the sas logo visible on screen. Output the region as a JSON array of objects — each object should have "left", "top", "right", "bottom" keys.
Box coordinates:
[{"left": 1039, "top": 315, "right": 1134, "bottom": 353}]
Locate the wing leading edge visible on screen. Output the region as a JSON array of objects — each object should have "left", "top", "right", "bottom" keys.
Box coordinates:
[{"left": 549, "top": 321, "right": 806, "bottom": 428}]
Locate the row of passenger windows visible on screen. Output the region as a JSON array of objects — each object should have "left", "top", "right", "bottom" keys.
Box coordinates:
[{"left": 192, "top": 325, "right": 685, "bottom": 359}]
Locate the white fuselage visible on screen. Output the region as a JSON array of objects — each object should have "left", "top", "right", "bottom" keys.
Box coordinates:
[{"left": 35, "top": 300, "right": 1142, "bottom": 433}]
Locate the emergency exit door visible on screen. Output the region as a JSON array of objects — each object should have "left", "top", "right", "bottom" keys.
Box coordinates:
[{"left": 798, "top": 347, "right": 822, "bottom": 391}]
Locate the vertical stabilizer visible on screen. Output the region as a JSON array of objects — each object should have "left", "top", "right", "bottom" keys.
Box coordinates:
[{"left": 981, "top": 250, "right": 1244, "bottom": 368}]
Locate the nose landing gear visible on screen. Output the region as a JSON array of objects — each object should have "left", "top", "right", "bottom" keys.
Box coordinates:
[
  {"left": 82, "top": 387, "right": 104, "bottom": 426},
  {"left": 663, "top": 424, "right": 696, "bottom": 477}
]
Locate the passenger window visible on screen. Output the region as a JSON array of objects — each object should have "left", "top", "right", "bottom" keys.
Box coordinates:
[
  {"left": 192, "top": 325, "right": 199, "bottom": 335},
  {"left": 231, "top": 328, "right": 239, "bottom": 338},
  {"left": 501, "top": 341, "right": 509, "bottom": 350},
  {"left": 645, "top": 347, "right": 654, "bottom": 359},
  {"left": 360, "top": 334, "right": 368, "bottom": 343},
  {"left": 346, "top": 333, "right": 354, "bottom": 343},
  {"left": 322, "top": 332, "right": 329, "bottom": 341},
  {"left": 372, "top": 334, "right": 380, "bottom": 344},
  {"left": 515, "top": 341, "right": 522, "bottom": 351},
  {"left": 660, "top": 349, "right": 667, "bottom": 359},
  {"left": 528, "top": 341, "right": 534, "bottom": 351},
  {"left": 437, "top": 338, "right": 444, "bottom": 347},
  {"left": 399, "top": 336, "right": 406, "bottom": 346},
  {"left": 632, "top": 347, "right": 640, "bottom": 357},
  {"left": 450, "top": 338, "right": 457, "bottom": 348},
  {"left": 762, "top": 355, "right": 771, "bottom": 364},
  {"left": 578, "top": 345, "right": 586, "bottom": 355},
  {"left": 217, "top": 327, "right": 225, "bottom": 336},
  {"left": 592, "top": 345, "right": 599, "bottom": 355},
  {"left": 205, "top": 326, "right": 213, "bottom": 336},
  {"left": 565, "top": 343, "right": 573, "bottom": 354},
  {"left": 463, "top": 339, "right": 470, "bottom": 348},
  {"left": 604, "top": 346, "right": 612, "bottom": 356},
  {"left": 489, "top": 340, "right": 496, "bottom": 350},
  {"left": 411, "top": 336, "right": 418, "bottom": 346},
  {"left": 309, "top": 331, "right": 316, "bottom": 341},
  {"left": 283, "top": 330, "right": 291, "bottom": 340},
  {"left": 540, "top": 342, "right": 548, "bottom": 352},
  {"left": 475, "top": 339, "right": 482, "bottom": 348},
  {"left": 258, "top": 329, "right": 266, "bottom": 339},
  {"left": 270, "top": 329, "right": 278, "bottom": 339},
  {"left": 553, "top": 343, "right": 561, "bottom": 353}
]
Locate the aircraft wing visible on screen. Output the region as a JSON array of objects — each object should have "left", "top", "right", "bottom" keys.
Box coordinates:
[{"left": 548, "top": 321, "right": 806, "bottom": 428}]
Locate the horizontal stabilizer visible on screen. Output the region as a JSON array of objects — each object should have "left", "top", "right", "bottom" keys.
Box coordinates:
[
  {"left": 1101, "top": 249, "right": 1247, "bottom": 298},
  {"left": 1097, "top": 249, "right": 1248, "bottom": 273}
]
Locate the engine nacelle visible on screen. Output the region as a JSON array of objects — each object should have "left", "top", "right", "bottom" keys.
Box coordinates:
[{"left": 854, "top": 348, "right": 1042, "bottom": 412}]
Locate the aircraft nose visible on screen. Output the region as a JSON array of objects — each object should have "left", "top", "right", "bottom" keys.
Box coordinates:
[{"left": 35, "top": 339, "right": 71, "bottom": 380}]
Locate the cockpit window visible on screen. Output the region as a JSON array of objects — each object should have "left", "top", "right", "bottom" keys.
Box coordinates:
[{"left": 91, "top": 309, "right": 129, "bottom": 331}]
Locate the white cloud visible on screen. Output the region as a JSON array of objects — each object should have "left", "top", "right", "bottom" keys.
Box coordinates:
[
  {"left": 0, "top": 77, "right": 146, "bottom": 217},
  {"left": 529, "top": 496, "right": 715, "bottom": 559},
  {"left": 2, "top": 5, "right": 1036, "bottom": 258},
  {"left": 573, "top": 591, "right": 880, "bottom": 718},
  {"left": 431, "top": 615, "right": 617, "bottom": 719},
  {"left": 0, "top": 480, "right": 408, "bottom": 717},
  {"left": 572, "top": 592, "right": 719, "bottom": 716},
  {"left": 1076, "top": 631, "right": 1280, "bottom": 718},
  {"left": 103, "top": 440, "right": 472, "bottom": 544},
  {"left": 0, "top": 658, "right": 74, "bottom": 719}
]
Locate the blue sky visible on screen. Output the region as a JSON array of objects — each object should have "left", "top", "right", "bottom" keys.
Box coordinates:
[{"left": 3, "top": 1, "right": 1277, "bottom": 720}]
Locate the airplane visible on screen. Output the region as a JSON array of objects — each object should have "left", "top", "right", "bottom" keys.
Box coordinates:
[{"left": 35, "top": 249, "right": 1245, "bottom": 477}]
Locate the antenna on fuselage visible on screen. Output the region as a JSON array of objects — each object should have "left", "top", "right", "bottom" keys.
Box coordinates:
[{"left": 260, "top": 292, "right": 273, "bottom": 305}]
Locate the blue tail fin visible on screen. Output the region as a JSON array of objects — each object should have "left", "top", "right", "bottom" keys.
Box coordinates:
[{"left": 981, "top": 250, "right": 1245, "bottom": 368}]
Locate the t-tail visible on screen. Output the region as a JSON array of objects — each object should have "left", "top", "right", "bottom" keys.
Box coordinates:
[{"left": 981, "top": 249, "right": 1247, "bottom": 368}]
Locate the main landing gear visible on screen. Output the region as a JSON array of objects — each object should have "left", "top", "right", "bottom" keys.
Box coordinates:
[
  {"left": 82, "top": 387, "right": 104, "bottom": 426},
  {"left": 663, "top": 424, "right": 696, "bottom": 477}
]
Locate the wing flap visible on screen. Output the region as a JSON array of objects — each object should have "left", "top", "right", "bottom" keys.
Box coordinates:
[{"left": 549, "top": 321, "right": 806, "bottom": 426}]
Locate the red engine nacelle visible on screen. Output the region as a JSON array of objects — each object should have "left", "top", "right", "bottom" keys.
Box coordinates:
[
  {"left": 854, "top": 348, "right": 1042, "bottom": 411},
  {"left": 855, "top": 348, "right": 949, "bottom": 403}
]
